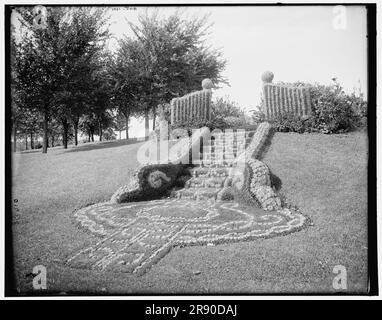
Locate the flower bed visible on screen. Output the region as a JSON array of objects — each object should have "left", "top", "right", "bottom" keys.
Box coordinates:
[{"left": 69, "top": 199, "right": 307, "bottom": 275}]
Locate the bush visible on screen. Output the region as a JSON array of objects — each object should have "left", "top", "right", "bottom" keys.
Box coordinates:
[
  {"left": 158, "top": 103, "right": 171, "bottom": 123},
  {"left": 309, "top": 80, "right": 364, "bottom": 133},
  {"left": 34, "top": 142, "right": 43, "bottom": 149},
  {"left": 272, "top": 113, "right": 309, "bottom": 133},
  {"left": 224, "top": 116, "right": 249, "bottom": 128},
  {"left": 265, "top": 79, "right": 367, "bottom": 134},
  {"left": 251, "top": 107, "right": 266, "bottom": 124},
  {"left": 103, "top": 128, "right": 116, "bottom": 140},
  {"left": 211, "top": 97, "right": 245, "bottom": 118}
]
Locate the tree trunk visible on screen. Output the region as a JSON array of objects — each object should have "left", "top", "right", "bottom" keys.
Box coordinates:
[
  {"left": 63, "top": 132, "right": 67, "bottom": 149},
  {"left": 13, "top": 121, "right": 17, "bottom": 152},
  {"left": 51, "top": 134, "right": 55, "bottom": 148},
  {"left": 125, "top": 114, "right": 129, "bottom": 140},
  {"left": 88, "top": 130, "right": 91, "bottom": 142},
  {"left": 25, "top": 135, "right": 28, "bottom": 150},
  {"left": 152, "top": 107, "right": 156, "bottom": 130},
  {"left": 30, "top": 132, "right": 34, "bottom": 149},
  {"left": 91, "top": 131, "right": 94, "bottom": 142},
  {"left": 62, "top": 119, "right": 68, "bottom": 149},
  {"left": 42, "top": 112, "right": 48, "bottom": 153},
  {"left": 145, "top": 108, "right": 150, "bottom": 141},
  {"left": 98, "top": 120, "right": 102, "bottom": 142},
  {"left": 73, "top": 117, "right": 79, "bottom": 146}
]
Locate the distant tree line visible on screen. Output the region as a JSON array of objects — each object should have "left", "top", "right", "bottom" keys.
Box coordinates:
[{"left": 11, "top": 7, "right": 227, "bottom": 153}]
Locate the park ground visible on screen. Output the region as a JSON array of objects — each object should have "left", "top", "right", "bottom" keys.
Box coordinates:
[{"left": 11, "top": 131, "right": 368, "bottom": 294}]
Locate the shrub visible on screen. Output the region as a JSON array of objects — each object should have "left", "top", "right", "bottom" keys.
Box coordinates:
[
  {"left": 271, "top": 113, "right": 308, "bottom": 133},
  {"left": 309, "top": 80, "right": 363, "bottom": 133},
  {"left": 224, "top": 116, "right": 249, "bottom": 129},
  {"left": 211, "top": 97, "right": 245, "bottom": 118},
  {"left": 251, "top": 106, "right": 266, "bottom": 124},
  {"left": 34, "top": 142, "right": 43, "bottom": 149},
  {"left": 103, "top": 129, "right": 116, "bottom": 140},
  {"left": 264, "top": 79, "right": 367, "bottom": 134},
  {"left": 157, "top": 103, "right": 171, "bottom": 123}
]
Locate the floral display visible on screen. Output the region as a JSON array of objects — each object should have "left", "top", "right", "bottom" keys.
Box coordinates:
[
  {"left": 69, "top": 199, "right": 307, "bottom": 274},
  {"left": 75, "top": 108, "right": 309, "bottom": 276}
]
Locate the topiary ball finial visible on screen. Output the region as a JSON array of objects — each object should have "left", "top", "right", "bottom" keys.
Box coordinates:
[
  {"left": 202, "top": 78, "right": 214, "bottom": 90},
  {"left": 261, "top": 71, "right": 274, "bottom": 83}
]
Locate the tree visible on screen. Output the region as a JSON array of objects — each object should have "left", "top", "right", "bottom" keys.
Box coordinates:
[
  {"left": 13, "top": 7, "right": 61, "bottom": 153},
  {"left": 126, "top": 11, "right": 227, "bottom": 139},
  {"left": 17, "top": 108, "right": 41, "bottom": 150},
  {"left": 10, "top": 25, "right": 22, "bottom": 152},
  {"left": 57, "top": 8, "right": 110, "bottom": 147},
  {"left": 107, "top": 38, "right": 143, "bottom": 140},
  {"left": 47, "top": 117, "right": 61, "bottom": 148},
  {"left": 87, "top": 65, "right": 114, "bottom": 142},
  {"left": 112, "top": 111, "right": 127, "bottom": 140},
  {"left": 79, "top": 113, "right": 97, "bottom": 142},
  {"left": 11, "top": 97, "right": 22, "bottom": 152},
  {"left": 13, "top": 7, "right": 110, "bottom": 152}
]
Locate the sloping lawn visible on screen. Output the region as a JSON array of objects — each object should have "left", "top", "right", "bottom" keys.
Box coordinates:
[{"left": 11, "top": 131, "right": 368, "bottom": 294}]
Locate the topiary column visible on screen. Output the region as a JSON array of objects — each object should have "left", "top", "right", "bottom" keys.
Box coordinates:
[
  {"left": 170, "top": 79, "right": 213, "bottom": 125},
  {"left": 261, "top": 71, "right": 312, "bottom": 120}
]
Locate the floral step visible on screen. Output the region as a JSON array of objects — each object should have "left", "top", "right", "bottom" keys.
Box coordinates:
[
  {"left": 172, "top": 187, "right": 222, "bottom": 200},
  {"left": 200, "top": 147, "right": 244, "bottom": 154},
  {"left": 198, "top": 152, "right": 237, "bottom": 161},
  {"left": 210, "top": 130, "right": 256, "bottom": 138},
  {"left": 198, "top": 160, "right": 235, "bottom": 167},
  {"left": 193, "top": 160, "right": 235, "bottom": 167},
  {"left": 202, "top": 132, "right": 255, "bottom": 146},
  {"left": 189, "top": 166, "right": 230, "bottom": 178},
  {"left": 185, "top": 176, "right": 227, "bottom": 189}
]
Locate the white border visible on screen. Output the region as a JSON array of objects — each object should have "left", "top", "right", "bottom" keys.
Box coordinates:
[{"left": 1, "top": 0, "right": 380, "bottom": 300}]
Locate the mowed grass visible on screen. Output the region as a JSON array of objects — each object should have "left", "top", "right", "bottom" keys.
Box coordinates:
[{"left": 11, "top": 131, "right": 368, "bottom": 294}]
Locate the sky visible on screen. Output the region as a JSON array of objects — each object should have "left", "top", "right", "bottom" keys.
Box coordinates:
[
  {"left": 11, "top": 5, "right": 368, "bottom": 139},
  {"left": 106, "top": 5, "right": 368, "bottom": 138}
]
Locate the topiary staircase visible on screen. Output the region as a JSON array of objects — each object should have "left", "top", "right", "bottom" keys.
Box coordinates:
[{"left": 171, "top": 129, "right": 257, "bottom": 201}]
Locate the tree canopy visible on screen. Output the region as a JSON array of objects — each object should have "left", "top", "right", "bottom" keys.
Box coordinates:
[{"left": 11, "top": 7, "right": 227, "bottom": 151}]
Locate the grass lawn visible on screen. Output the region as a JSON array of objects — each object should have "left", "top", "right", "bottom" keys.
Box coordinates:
[{"left": 11, "top": 131, "right": 368, "bottom": 294}]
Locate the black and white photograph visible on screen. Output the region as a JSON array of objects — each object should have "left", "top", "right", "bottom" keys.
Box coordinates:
[{"left": 2, "top": 1, "right": 378, "bottom": 300}]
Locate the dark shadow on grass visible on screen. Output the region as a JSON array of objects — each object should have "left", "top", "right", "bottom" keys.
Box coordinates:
[
  {"left": 270, "top": 170, "right": 282, "bottom": 191},
  {"left": 18, "top": 148, "right": 45, "bottom": 154},
  {"left": 17, "top": 139, "right": 143, "bottom": 155},
  {"left": 61, "top": 139, "right": 143, "bottom": 153}
]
